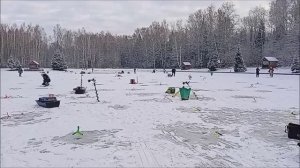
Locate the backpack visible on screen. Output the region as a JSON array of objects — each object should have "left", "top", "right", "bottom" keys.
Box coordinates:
[{"left": 285, "top": 123, "right": 300, "bottom": 140}]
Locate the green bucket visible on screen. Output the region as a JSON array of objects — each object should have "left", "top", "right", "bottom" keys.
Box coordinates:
[{"left": 179, "top": 87, "right": 191, "bottom": 100}]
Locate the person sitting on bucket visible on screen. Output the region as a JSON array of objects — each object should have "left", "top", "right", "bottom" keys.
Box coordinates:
[{"left": 41, "top": 73, "right": 51, "bottom": 86}]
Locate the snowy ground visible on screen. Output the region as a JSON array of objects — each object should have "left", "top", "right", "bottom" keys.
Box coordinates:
[{"left": 1, "top": 67, "right": 299, "bottom": 167}]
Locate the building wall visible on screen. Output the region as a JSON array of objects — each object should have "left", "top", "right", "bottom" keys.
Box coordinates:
[
  {"left": 262, "top": 61, "right": 278, "bottom": 68},
  {"left": 181, "top": 65, "right": 191, "bottom": 70},
  {"left": 269, "top": 62, "right": 278, "bottom": 68},
  {"left": 29, "top": 64, "right": 39, "bottom": 69}
]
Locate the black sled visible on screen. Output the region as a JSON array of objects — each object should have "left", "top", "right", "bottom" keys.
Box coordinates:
[{"left": 36, "top": 97, "right": 60, "bottom": 108}]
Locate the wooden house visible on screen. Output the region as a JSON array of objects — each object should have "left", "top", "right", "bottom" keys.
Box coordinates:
[
  {"left": 262, "top": 57, "right": 279, "bottom": 68},
  {"left": 29, "top": 60, "right": 40, "bottom": 70},
  {"left": 181, "top": 62, "right": 192, "bottom": 70}
]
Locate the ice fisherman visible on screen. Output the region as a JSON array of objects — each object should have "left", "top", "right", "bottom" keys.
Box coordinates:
[
  {"left": 171, "top": 68, "right": 176, "bottom": 77},
  {"left": 256, "top": 67, "right": 260, "bottom": 77},
  {"left": 18, "top": 66, "right": 23, "bottom": 77},
  {"left": 134, "top": 68, "right": 136, "bottom": 74},
  {"left": 41, "top": 72, "right": 51, "bottom": 86},
  {"left": 269, "top": 66, "right": 274, "bottom": 77}
]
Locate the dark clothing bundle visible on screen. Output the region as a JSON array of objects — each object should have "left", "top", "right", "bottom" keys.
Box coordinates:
[{"left": 285, "top": 123, "right": 300, "bottom": 140}]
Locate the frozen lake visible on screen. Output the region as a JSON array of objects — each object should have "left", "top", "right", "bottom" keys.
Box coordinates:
[{"left": 1, "top": 68, "right": 299, "bottom": 167}]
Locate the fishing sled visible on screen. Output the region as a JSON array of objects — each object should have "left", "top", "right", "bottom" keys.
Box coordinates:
[
  {"left": 36, "top": 97, "right": 60, "bottom": 108},
  {"left": 73, "top": 86, "right": 86, "bottom": 94}
]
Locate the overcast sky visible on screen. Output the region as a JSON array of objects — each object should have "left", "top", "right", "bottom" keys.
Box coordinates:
[{"left": 1, "top": 1, "right": 272, "bottom": 35}]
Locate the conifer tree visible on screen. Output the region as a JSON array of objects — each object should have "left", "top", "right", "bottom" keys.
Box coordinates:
[
  {"left": 207, "top": 53, "right": 219, "bottom": 71},
  {"left": 291, "top": 56, "right": 300, "bottom": 73},
  {"left": 51, "top": 49, "right": 67, "bottom": 70},
  {"left": 234, "top": 48, "right": 247, "bottom": 72},
  {"left": 7, "top": 56, "right": 16, "bottom": 69}
]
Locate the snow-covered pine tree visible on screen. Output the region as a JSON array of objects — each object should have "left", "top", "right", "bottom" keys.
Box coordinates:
[
  {"left": 207, "top": 52, "right": 219, "bottom": 71},
  {"left": 234, "top": 48, "right": 247, "bottom": 72},
  {"left": 51, "top": 49, "right": 67, "bottom": 70},
  {"left": 291, "top": 56, "right": 300, "bottom": 73},
  {"left": 7, "top": 56, "right": 16, "bottom": 69},
  {"left": 15, "top": 59, "right": 21, "bottom": 68}
]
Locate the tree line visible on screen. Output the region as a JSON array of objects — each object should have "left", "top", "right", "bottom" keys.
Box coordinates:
[{"left": 0, "top": 0, "right": 299, "bottom": 69}]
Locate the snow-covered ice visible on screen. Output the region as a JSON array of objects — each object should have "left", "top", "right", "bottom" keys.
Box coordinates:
[{"left": 1, "top": 67, "right": 299, "bottom": 167}]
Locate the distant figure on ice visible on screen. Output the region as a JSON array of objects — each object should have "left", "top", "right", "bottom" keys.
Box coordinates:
[
  {"left": 188, "top": 74, "right": 192, "bottom": 80},
  {"left": 171, "top": 68, "right": 176, "bottom": 77},
  {"left": 134, "top": 68, "right": 136, "bottom": 74},
  {"left": 269, "top": 66, "right": 274, "bottom": 77},
  {"left": 256, "top": 67, "right": 260, "bottom": 77},
  {"left": 152, "top": 69, "right": 156, "bottom": 73},
  {"left": 163, "top": 69, "right": 166, "bottom": 73},
  {"left": 41, "top": 73, "right": 51, "bottom": 86},
  {"left": 18, "top": 66, "right": 23, "bottom": 77}
]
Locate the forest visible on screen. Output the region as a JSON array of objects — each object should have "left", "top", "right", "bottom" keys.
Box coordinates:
[{"left": 0, "top": 0, "right": 299, "bottom": 69}]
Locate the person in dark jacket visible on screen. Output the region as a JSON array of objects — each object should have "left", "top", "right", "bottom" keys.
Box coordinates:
[
  {"left": 41, "top": 73, "right": 51, "bottom": 86},
  {"left": 18, "top": 66, "right": 23, "bottom": 77},
  {"left": 171, "top": 68, "right": 176, "bottom": 77},
  {"left": 269, "top": 66, "right": 274, "bottom": 77},
  {"left": 256, "top": 67, "right": 260, "bottom": 77}
]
